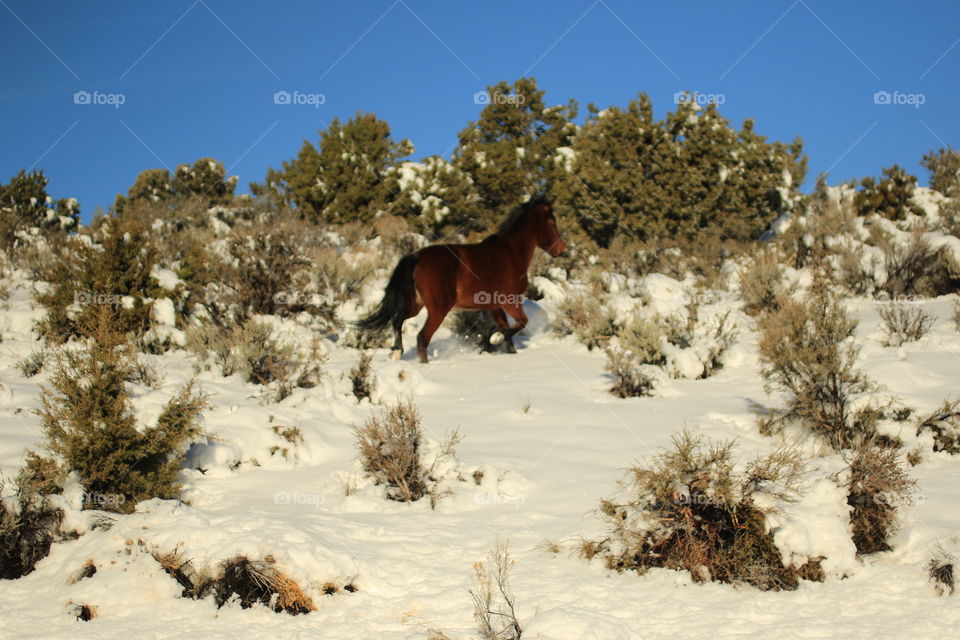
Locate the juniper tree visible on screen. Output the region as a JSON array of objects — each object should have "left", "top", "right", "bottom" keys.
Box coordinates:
[
  {"left": 114, "top": 158, "right": 237, "bottom": 213},
  {"left": 254, "top": 112, "right": 413, "bottom": 224},
  {"left": 386, "top": 155, "right": 483, "bottom": 237},
  {"left": 920, "top": 146, "right": 960, "bottom": 198},
  {"left": 854, "top": 165, "right": 924, "bottom": 220},
  {"left": 454, "top": 77, "right": 577, "bottom": 231},
  {"left": 0, "top": 169, "right": 79, "bottom": 246},
  {"left": 554, "top": 93, "right": 806, "bottom": 247}
]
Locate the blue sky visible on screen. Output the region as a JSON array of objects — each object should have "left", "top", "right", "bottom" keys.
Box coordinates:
[{"left": 2, "top": 0, "right": 958, "bottom": 221}]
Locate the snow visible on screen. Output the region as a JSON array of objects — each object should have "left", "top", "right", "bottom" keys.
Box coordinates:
[{"left": 1, "top": 240, "right": 959, "bottom": 638}]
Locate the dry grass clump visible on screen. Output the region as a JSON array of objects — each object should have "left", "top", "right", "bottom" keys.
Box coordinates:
[
  {"left": 757, "top": 287, "right": 874, "bottom": 450},
  {"left": 16, "top": 349, "right": 46, "bottom": 378},
  {"left": 739, "top": 249, "right": 795, "bottom": 316},
  {"left": 877, "top": 301, "right": 935, "bottom": 346},
  {"left": 845, "top": 441, "right": 915, "bottom": 554},
  {"left": 215, "top": 556, "right": 315, "bottom": 614},
  {"left": 915, "top": 399, "right": 960, "bottom": 454},
  {"left": 585, "top": 431, "right": 809, "bottom": 591},
  {"left": 353, "top": 399, "right": 461, "bottom": 506},
  {"left": 0, "top": 474, "right": 64, "bottom": 579},
  {"left": 928, "top": 547, "right": 956, "bottom": 596},
  {"left": 879, "top": 234, "right": 959, "bottom": 299},
  {"left": 349, "top": 352, "right": 376, "bottom": 402},
  {"left": 604, "top": 348, "right": 656, "bottom": 398},
  {"left": 187, "top": 318, "right": 324, "bottom": 403},
  {"left": 552, "top": 289, "right": 617, "bottom": 351},
  {"left": 152, "top": 550, "right": 315, "bottom": 614},
  {"left": 470, "top": 542, "right": 523, "bottom": 640}
]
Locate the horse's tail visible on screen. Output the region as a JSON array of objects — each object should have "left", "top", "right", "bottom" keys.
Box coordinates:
[{"left": 356, "top": 253, "right": 418, "bottom": 333}]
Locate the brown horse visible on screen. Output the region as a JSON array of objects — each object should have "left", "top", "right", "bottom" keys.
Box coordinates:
[{"left": 358, "top": 196, "right": 566, "bottom": 362}]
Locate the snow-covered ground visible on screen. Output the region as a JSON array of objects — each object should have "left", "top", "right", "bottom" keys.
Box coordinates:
[{"left": 1, "top": 254, "right": 959, "bottom": 639}]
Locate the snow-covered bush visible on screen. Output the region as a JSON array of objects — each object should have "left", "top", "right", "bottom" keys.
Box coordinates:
[
  {"left": 758, "top": 287, "right": 875, "bottom": 450},
  {"left": 878, "top": 301, "right": 935, "bottom": 346},
  {"left": 585, "top": 431, "right": 812, "bottom": 591},
  {"left": 187, "top": 318, "right": 325, "bottom": 403},
  {"left": 878, "top": 233, "right": 959, "bottom": 299},
  {"left": 32, "top": 313, "right": 208, "bottom": 512},
  {"left": 552, "top": 289, "right": 617, "bottom": 351},
  {"left": 353, "top": 399, "right": 461, "bottom": 505},
  {"left": 845, "top": 441, "right": 915, "bottom": 554},
  {"left": 928, "top": 547, "right": 956, "bottom": 596},
  {"left": 915, "top": 400, "right": 960, "bottom": 454},
  {"left": 34, "top": 215, "right": 161, "bottom": 343}
]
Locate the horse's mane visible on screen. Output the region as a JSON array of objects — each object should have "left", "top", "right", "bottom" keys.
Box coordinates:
[{"left": 493, "top": 195, "right": 551, "bottom": 236}]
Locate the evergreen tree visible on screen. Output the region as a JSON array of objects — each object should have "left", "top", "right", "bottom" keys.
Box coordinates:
[
  {"left": 555, "top": 92, "right": 806, "bottom": 246},
  {"left": 0, "top": 169, "right": 79, "bottom": 245},
  {"left": 454, "top": 77, "right": 577, "bottom": 229},
  {"left": 921, "top": 146, "right": 960, "bottom": 198},
  {"left": 115, "top": 158, "right": 236, "bottom": 214},
  {"left": 855, "top": 165, "right": 924, "bottom": 220},
  {"left": 386, "top": 155, "right": 484, "bottom": 236},
  {"left": 254, "top": 112, "right": 413, "bottom": 224}
]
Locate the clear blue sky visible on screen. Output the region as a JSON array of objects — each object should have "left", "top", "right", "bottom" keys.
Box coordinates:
[{"left": 2, "top": 0, "right": 958, "bottom": 221}]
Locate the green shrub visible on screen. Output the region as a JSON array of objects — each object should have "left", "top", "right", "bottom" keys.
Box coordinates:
[
  {"left": 0, "top": 473, "right": 64, "bottom": 579},
  {"left": 33, "top": 312, "right": 207, "bottom": 512}
]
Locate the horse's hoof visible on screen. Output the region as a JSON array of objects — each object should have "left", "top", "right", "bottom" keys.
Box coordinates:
[
  {"left": 489, "top": 331, "right": 505, "bottom": 345},
  {"left": 389, "top": 350, "right": 402, "bottom": 361},
  {"left": 505, "top": 343, "right": 517, "bottom": 354}
]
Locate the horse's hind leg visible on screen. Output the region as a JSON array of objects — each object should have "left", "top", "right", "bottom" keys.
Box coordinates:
[
  {"left": 417, "top": 303, "right": 451, "bottom": 363},
  {"left": 391, "top": 301, "right": 422, "bottom": 360}
]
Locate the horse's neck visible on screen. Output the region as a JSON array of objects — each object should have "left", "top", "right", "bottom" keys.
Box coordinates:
[{"left": 497, "top": 221, "right": 538, "bottom": 267}]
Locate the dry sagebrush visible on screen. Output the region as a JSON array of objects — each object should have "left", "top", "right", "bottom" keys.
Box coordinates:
[
  {"left": 757, "top": 287, "right": 875, "bottom": 450},
  {"left": 584, "top": 431, "right": 812, "bottom": 591},
  {"left": 354, "top": 399, "right": 462, "bottom": 505}
]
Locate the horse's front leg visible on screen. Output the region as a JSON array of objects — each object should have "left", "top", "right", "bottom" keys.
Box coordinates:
[
  {"left": 500, "top": 303, "right": 528, "bottom": 353},
  {"left": 488, "top": 308, "right": 512, "bottom": 352}
]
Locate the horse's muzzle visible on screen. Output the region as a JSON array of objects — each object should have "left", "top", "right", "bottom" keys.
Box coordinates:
[{"left": 550, "top": 242, "right": 567, "bottom": 258}]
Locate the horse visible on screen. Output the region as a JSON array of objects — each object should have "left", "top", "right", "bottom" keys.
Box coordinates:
[{"left": 357, "top": 196, "right": 566, "bottom": 363}]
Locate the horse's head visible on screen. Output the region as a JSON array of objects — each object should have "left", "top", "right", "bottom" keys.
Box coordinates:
[{"left": 533, "top": 199, "right": 566, "bottom": 258}]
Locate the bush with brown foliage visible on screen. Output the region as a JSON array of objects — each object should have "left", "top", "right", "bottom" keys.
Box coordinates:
[
  {"left": 0, "top": 473, "right": 64, "bottom": 579},
  {"left": 757, "top": 287, "right": 875, "bottom": 450},
  {"left": 604, "top": 347, "right": 656, "bottom": 398},
  {"left": 349, "top": 352, "right": 376, "bottom": 402},
  {"left": 470, "top": 542, "right": 523, "bottom": 640},
  {"left": 585, "top": 431, "right": 810, "bottom": 591},
  {"left": 353, "top": 399, "right": 461, "bottom": 505},
  {"left": 877, "top": 301, "right": 935, "bottom": 346},
  {"left": 879, "top": 233, "right": 959, "bottom": 299},
  {"left": 552, "top": 289, "right": 618, "bottom": 351},
  {"left": 845, "top": 441, "right": 915, "bottom": 554},
  {"left": 928, "top": 547, "right": 956, "bottom": 596},
  {"left": 739, "top": 249, "right": 795, "bottom": 316}
]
